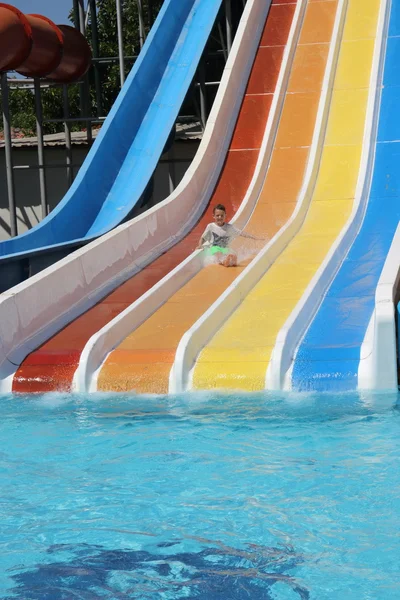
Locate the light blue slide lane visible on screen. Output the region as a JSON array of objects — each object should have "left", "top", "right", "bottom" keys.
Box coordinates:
[
  {"left": 292, "top": 0, "right": 400, "bottom": 392},
  {"left": 0, "top": 0, "right": 221, "bottom": 257}
]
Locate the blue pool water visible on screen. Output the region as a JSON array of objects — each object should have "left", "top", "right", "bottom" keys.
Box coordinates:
[{"left": 0, "top": 391, "right": 399, "bottom": 599}]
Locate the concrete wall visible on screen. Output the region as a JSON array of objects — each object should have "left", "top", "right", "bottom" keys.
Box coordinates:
[{"left": 0, "top": 139, "right": 200, "bottom": 241}]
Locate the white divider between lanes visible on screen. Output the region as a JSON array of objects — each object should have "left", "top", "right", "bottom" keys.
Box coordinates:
[
  {"left": 170, "top": 0, "right": 347, "bottom": 393},
  {"left": 77, "top": 0, "right": 307, "bottom": 392},
  {"left": 0, "top": 0, "right": 271, "bottom": 393},
  {"left": 358, "top": 222, "right": 400, "bottom": 390},
  {"left": 268, "top": 0, "right": 389, "bottom": 391}
]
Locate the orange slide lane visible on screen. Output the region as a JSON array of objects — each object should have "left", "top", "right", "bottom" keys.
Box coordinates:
[
  {"left": 12, "top": 1, "right": 296, "bottom": 393},
  {"left": 97, "top": 0, "right": 337, "bottom": 394}
]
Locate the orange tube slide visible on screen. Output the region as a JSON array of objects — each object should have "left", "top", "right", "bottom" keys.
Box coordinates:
[
  {"left": 97, "top": 0, "right": 338, "bottom": 394},
  {"left": 0, "top": 2, "right": 91, "bottom": 82},
  {"left": 13, "top": 1, "right": 296, "bottom": 393}
]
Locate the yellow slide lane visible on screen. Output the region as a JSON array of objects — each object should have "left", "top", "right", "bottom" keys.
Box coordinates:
[{"left": 192, "top": 0, "right": 381, "bottom": 391}]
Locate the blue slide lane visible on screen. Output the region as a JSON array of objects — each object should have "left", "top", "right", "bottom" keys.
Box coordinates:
[
  {"left": 0, "top": 0, "right": 221, "bottom": 258},
  {"left": 292, "top": 0, "right": 400, "bottom": 392}
]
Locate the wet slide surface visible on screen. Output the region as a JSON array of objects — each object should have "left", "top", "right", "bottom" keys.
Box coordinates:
[
  {"left": 292, "top": 0, "right": 398, "bottom": 392},
  {"left": 12, "top": 1, "right": 294, "bottom": 393},
  {"left": 192, "top": 0, "right": 381, "bottom": 391},
  {"left": 97, "top": 0, "right": 337, "bottom": 394}
]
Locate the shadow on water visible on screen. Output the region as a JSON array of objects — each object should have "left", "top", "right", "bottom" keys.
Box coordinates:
[{"left": 5, "top": 539, "right": 310, "bottom": 599}]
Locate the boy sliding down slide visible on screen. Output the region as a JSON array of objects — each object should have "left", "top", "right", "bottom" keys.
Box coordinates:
[{"left": 196, "top": 204, "right": 263, "bottom": 267}]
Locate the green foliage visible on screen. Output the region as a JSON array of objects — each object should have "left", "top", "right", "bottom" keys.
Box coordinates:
[
  {"left": 0, "top": 82, "right": 82, "bottom": 137},
  {"left": 88, "top": 0, "right": 164, "bottom": 112},
  {"left": 7, "top": 85, "right": 35, "bottom": 133}
]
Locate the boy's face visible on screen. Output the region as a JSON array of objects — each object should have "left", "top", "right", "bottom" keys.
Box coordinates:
[{"left": 213, "top": 209, "right": 226, "bottom": 227}]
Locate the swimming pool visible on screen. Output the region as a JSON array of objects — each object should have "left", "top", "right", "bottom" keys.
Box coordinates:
[{"left": 0, "top": 391, "right": 399, "bottom": 599}]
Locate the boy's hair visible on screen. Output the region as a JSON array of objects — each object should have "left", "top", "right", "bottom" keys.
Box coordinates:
[{"left": 213, "top": 203, "right": 226, "bottom": 214}]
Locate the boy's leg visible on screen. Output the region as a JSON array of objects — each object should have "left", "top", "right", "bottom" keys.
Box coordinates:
[
  {"left": 220, "top": 250, "right": 237, "bottom": 267},
  {"left": 207, "top": 246, "right": 237, "bottom": 267},
  {"left": 222, "top": 254, "right": 237, "bottom": 267}
]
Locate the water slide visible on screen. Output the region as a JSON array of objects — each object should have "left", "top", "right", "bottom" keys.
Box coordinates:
[
  {"left": 78, "top": 0, "right": 343, "bottom": 394},
  {"left": 182, "top": 0, "right": 384, "bottom": 392},
  {"left": 0, "top": 4, "right": 91, "bottom": 82},
  {"left": 2, "top": 0, "right": 389, "bottom": 396},
  {"left": 0, "top": 0, "right": 223, "bottom": 291},
  {"left": 289, "top": 0, "right": 398, "bottom": 392},
  {"left": 0, "top": 0, "right": 284, "bottom": 392}
]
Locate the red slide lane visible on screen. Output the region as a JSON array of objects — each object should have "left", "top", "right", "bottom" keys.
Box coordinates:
[{"left": 13, "top": 1, "right": 297, "bottom": 393}]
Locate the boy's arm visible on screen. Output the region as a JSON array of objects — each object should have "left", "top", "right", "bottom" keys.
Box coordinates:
[
  {"left": 196, "top": 234, "right": 205, "bottom": 249},
  {"left": 196, "top": 224, "right": 210, "bottom": 249}
]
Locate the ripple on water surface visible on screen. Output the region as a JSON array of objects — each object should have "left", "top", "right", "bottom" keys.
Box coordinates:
[{"left": 0, "top": 390, "right": 399, "bottom": 599}]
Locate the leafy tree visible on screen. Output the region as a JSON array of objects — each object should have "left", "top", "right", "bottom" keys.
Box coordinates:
[
  {"left": 5, "top": 84, "right": 35, "bottom": 134},
  {"left": 81, "top": 0, "right": 164, "bottom": 114}
]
